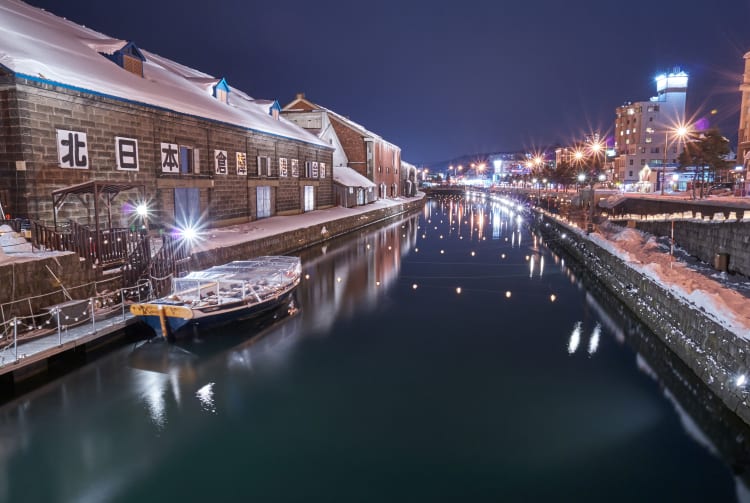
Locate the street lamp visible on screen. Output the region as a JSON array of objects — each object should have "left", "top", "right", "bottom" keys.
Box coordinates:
[
  {"left": 134, "top": 201, "right": 150, "bottom": 232},
  {"left": 589, "top": 140, "right": 605, "bottom": 180},
  {"left": 661, "top": 125, "right": 689, "bottom": 195}
]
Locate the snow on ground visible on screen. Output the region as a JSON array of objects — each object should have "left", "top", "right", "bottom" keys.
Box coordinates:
[
  {"left": 589, "top": 221, "right": 750, "bottom": 337},
  {"left": 188, "top": 197, "right": 417, "bottom": 254},
  {"left": 0, "top": 225, "right": 62, "bottom": 264}
]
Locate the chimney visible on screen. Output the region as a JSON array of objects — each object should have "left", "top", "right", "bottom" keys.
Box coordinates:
[{"left": 296, "top": 92, "right": 305, "bottom": 100}]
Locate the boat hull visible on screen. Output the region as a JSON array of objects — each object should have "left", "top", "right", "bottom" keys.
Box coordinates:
[{"left": 135, "top": 289, "right": 297, "bottom": 339}]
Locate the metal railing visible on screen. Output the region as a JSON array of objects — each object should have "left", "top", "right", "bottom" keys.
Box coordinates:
[{"left": 0, "top": 278, "right": 153, "bottom": 368}]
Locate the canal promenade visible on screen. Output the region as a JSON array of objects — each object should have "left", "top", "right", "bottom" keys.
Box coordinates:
[{"left": 0, "top": 195, "right": 424, "bottom": 391}]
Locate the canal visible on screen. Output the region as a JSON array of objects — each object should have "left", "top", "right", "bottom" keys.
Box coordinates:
[{"left": 1, "top": 194, "right": 748, "bottom": 502}]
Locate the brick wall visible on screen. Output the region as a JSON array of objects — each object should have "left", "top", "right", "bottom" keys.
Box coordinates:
[
  {"left": 330, "top": 116, "right": 366, "bottom": 176},
  {"left": 5, "top": 77, "right": 333, "bottom": 228},
  {"left": 374, "top": 141, "right": 401, "bottom": 197},
  {"left": 0, "top": 78, "right": 27, "bottom": 219}
]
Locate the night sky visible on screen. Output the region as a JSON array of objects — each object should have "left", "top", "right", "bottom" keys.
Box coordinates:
[{"left": 23, "top": 0, "right": 750, "bottom": 166}]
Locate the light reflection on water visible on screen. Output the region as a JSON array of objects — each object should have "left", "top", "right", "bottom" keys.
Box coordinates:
[{"left": 0, "top": 196, "right": 747, "bottom": 502}]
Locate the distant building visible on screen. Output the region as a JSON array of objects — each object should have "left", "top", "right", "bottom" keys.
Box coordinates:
[
  {"left": 613, "top": 70, "right": 688, "bottom": 191},
  {"left": 282, "top": 94, "right": 402, "bottom": 199},
  {"left": 400, "top": 160, "right": 418, "bottom": 196},
  {"left": 0, "top": 1, "right": 332, "bottom": 229}
]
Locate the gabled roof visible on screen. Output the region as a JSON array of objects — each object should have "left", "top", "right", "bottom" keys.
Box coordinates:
[
  {"left": 0, "top": 0, "right": 329, "bottom": 149},
  {"left": 117, "top": 41, "right": 145, "bottom": 61},
  {"left": 252, "top": 99, "right": 281, "bottom": 115},
  {"left": 282, "top": 95, "right": 400, "bottom": 151}
]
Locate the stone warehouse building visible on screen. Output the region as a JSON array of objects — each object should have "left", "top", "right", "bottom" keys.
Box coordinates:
[
  {"left": 282, "top": 94, "right": 402, "bottom": 200},
  {"left": 0, "top": 1, "right": 333, "bottom": 231}
]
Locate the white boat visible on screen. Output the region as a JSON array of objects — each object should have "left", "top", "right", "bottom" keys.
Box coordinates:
[{"left": 130, "top": 256, "right": 301, "bottom": 339}]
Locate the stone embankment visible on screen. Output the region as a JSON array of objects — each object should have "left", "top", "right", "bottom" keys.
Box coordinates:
[
  {"left": 533, "top": 211, "right": 750, "bottom": 425},
  {"left": 190, "top": 197, "right": 424, "bottom": 269}
]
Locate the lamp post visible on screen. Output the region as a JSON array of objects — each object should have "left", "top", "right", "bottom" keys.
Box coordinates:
[
  {"left": 573, "top": 150, "right": 585, "bottom": 193},
  {"left": 135, "top": 202, "right": 149, "bottom": 232},
  {"left": 589, "top": 140, "right": 605, "bottom": 182},
  {"left": 661, "top": 126, "right": 689, "bottom": 195}
]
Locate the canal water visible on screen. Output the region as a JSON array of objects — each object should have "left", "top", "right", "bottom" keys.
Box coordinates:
[{"left": 1, "top": 195, "right": 749, "bottom": 503}]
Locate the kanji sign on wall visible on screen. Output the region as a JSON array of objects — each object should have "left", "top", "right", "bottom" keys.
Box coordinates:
[
  {"left": 236, "top": 152, "right": 247, "bottom": 176},
  {"left": 161, "top": 143, "right": 179, "bottom": 173},
  {"left": 215, "top": 150, "right": 228, "bottom": 175},
  {"left": 115, "top": 137, "right": 139, "bottom": 171},
  {"left": 56, "top": 129, "right": 89, "bottom": 169}
]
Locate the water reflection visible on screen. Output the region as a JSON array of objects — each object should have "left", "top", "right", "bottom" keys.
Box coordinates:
[
  {"left": 297, "top": 216, "right": 418, "bottom": 333},
  {"left": 567, "top": 321, "right": 582, "bottom": 354}
]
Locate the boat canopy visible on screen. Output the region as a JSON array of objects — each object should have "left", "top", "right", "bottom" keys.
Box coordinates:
[{"left": 172, "top": 256, "right": 300, "bottom": 304}]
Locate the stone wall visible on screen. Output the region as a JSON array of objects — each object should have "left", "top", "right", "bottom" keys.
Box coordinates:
[
  {"left": 1, "top": 76, "right": 333, "bottom": 227},
  {"left": 535, "top": 213, "right": 750, "bottom": 425},
  {"left": 0, "top": 253, "right": 100, "bottom": 316},
  {"left": 190, "top": 198, "right": 424, "bottom": 269},
  {"left": 625, "top": 219, "right": 750, "bottom": 277}
]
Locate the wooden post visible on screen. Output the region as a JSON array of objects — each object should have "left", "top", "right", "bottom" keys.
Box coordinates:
[{"left": 158, "top": 305, "right": 169, "bottom": 340}]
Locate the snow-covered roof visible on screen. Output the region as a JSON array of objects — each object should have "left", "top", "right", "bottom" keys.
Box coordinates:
[
  {"left": 79, "top": 38, "right": 127, "bottom": 55},
  {"left": 333, "top": 166, "right": 376, "bottom": 188},
  {"left": 284, "top": 96, "right": 400, "bottom": 151},
  {"left": 0, "top": 0, "right": 330, "bottom": 149}
]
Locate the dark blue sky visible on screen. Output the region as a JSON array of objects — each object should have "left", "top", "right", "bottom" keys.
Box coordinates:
[{"left": 25, "top": 0, "right": 750, "bottom": 166}]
